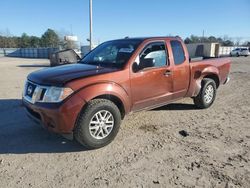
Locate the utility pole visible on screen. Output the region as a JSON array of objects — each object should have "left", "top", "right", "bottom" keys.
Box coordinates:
[
  {"left": 202, "top": 30, "right": 205, "bottom": 42},
  {"left": 89, "top": 0, "right": 93, "bottom": 50}
]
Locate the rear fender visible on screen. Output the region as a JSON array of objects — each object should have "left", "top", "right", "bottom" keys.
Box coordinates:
[{"left": 190, "top": 66, "right": 219, "bottom": 97}]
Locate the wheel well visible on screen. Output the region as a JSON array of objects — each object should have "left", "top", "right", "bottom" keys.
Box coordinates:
[
  {"left": 204, "top": 74, "right": 220, "bottom": 88},
  {"left": 94, "top": 95, "right": 125, "bottom": 119}
]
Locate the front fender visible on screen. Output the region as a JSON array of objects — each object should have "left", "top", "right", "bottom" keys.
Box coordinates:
[{"left": 75, "top": 82, "right": 131, "bottom": 113}]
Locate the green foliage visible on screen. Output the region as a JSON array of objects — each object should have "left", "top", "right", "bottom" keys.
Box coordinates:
[
  {"left": 20, "top": 33, "right": 30, "bottom": 48},
  {"left": 243, "top": 41, "right": 250, "bottom": 48},
  {"left": 30, "top": 36, "right": 41, "bottom": 48},
  {"left": 0, "top": 36, "right": 19, "bottom": 48},
  {"left": 41, "top": 29, "right": 60, "bottom": 48},
  {"left": 0, "top": 29, "right": 60, "bottom": 48},
  {"left": 222, "top": 40, "right": 234, "bottom": 46},
  {"left": 184, "top": 35, "right": 235, "bottom": 46}
]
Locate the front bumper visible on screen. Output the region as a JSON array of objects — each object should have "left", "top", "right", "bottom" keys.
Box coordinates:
[
  {"left": 23, "top": 93, "right": 86, "bottom": 135},
  {"left": 25, "top": 106, "right": 43, "bottom": 125}
]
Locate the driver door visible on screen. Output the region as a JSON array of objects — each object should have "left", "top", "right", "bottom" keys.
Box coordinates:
[{"left": 130, "top": 41, "right": 173, "bottom": 111}]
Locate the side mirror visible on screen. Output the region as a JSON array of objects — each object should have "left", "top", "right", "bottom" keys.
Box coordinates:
[
  {"left": 132, "top": 62, "right": 140, "bottom": 72},
  {"left": 140, "top": 58, "right": 155, "bottom": 69},
  {"left": 132, "top": 58, "right": 155, "bottom": 73}
]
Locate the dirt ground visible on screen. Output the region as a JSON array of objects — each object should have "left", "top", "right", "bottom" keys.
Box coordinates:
[{"left": 0, "top": 56, "right": 249, "bottom": 188}]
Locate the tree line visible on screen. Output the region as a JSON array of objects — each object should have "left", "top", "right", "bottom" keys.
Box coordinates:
[
  {"left": 184, "top": 35, "right": 250, "bottom": 47},
  {"left": 1, "top": 30, "right": 249, "bottom": 48},
  {"left": 0, "top": 29, "right": 60, "bottom": 48}
]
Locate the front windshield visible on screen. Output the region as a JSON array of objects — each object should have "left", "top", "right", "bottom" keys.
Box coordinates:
[{"left": 79, "top": 40, "right": 142, "bottom": 68}]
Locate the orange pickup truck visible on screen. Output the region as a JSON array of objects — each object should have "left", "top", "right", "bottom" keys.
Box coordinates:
[{"left": 23, "top": 37, "right": 231, "bottom": 149}]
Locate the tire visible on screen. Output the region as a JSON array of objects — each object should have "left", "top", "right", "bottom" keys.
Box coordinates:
[
  {"left": 74, "top": 99, "right": 121, "bottom": 149},
  {"left": 193, "top": 78, "right": 217, "bottom": 109},
  {"left": 237, "top": 53, "right": 240, "bottom": 57}
]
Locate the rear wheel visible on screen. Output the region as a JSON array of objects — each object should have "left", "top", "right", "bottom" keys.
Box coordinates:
[
  {"left": 74, "top": 99, "right": 121, "bottom": 149},
  {"left": 193, "top": 78, "right": 217, "bottom": 109},
  {"left": 237, "top": 53, "right": 240, "bottom": 57}
]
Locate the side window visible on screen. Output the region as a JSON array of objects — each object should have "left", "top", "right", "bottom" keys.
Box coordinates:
[
  {"left": 139, "top": 42, "right": 168, "bottom": 69},
  {"left": 170, "top": 40, "right": 185, "bottom": 65}
]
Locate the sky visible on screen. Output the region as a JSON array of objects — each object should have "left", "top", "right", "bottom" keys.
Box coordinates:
[{"left": 0, "top": 0, "right": 250, "bottom": 45}]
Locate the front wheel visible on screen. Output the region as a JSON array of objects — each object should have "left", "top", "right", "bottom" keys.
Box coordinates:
[
  {"left": 74, "top": 99, "right": 121, "bottom": 149},
  {"left": 193, "top": 78, "right": 217, "bottom": 109}
]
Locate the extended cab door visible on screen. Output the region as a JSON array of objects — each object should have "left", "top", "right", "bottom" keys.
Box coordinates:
[
  {"left": 130, "top": 41, "right": 173, "bottom": 111},
  {"left": 169, "top": 40, "right": 190, "bottom": 98}
]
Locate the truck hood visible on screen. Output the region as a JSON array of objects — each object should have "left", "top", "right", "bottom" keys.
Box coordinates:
[{"left": 27, "top": 63, "right": 119, "bottom": 86}]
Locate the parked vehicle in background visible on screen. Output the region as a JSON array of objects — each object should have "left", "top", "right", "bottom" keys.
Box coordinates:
[
  {"left": 230, "top": 48, "right": 249, "bottom": 57},
  {"left": 23, "top": 37, "right": 231, "bottom": 149}
]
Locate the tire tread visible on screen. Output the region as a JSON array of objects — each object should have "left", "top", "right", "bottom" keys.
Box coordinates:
[
  {"left": 74, "top": 99, "right": 121, "bottom": 149},
  {"left": 193, "top": 78, "right": 217, "bottom": 109}
]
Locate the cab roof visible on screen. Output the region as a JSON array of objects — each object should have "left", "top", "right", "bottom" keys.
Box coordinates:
[{"left": 111, "top": 36, "right": 182, "bottom": 42}]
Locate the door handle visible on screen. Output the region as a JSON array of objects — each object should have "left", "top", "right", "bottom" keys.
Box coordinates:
[{"left": 164, "top": 70, "right": 172, "bottom": 76}]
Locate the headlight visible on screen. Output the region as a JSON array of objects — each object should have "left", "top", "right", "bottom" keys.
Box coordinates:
[{"left": 43, "top": 87, "right": 74, "bottom": 103}]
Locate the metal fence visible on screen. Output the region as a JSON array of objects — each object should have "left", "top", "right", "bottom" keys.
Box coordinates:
[{"left": 0, "top": 48, "right": 58, "bottom": 59}]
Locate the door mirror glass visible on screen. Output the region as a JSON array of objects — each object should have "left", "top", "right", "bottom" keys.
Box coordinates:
[
  {"left": 140, "top": 58, "right": 155, "bottom": 69},
  {"left": 132, "top": 62, "right": 139, "bottom": 72},
  {"left": 133, "top": 58, "right": 155, "bottom": 72}
]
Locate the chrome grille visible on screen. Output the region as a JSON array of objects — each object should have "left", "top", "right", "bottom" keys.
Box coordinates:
[{"left": 23, "top": 81, "right": 49, "bottom": 104}]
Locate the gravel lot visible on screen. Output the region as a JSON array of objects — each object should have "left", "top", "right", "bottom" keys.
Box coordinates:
[{"left": 0, "top": 56, "right": 250, "bottom": 188}]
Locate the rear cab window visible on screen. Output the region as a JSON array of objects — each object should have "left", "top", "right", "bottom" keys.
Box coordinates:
[{"left": 170, "top": 40, "right": 185, "bottom": 65}]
